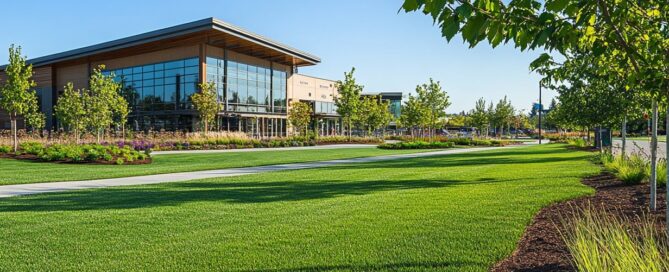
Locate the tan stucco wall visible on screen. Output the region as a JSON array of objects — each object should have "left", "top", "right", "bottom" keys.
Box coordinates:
[{"left": 288, "top": 74, "right": 337, "bottom": 104}]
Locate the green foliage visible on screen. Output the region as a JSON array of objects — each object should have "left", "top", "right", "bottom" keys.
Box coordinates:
[
  {"left": 0, "top": 45, "right": 44, "bottom": 150},
  {"left": 55, "top": 82, "right": 88, "bottom": 140},
  {"left": 287, "top": 101, "right": 312, "bottom": 136},
  {"left": 0, "top": 145, "right": 10, "bottom": 154},
  {"left": 563, "top": 207, "right": 669, "bottom": 272},
  {"left": 603, "top": 153, "right": 648, "bottom": 185},
  {"left": 191, "top": 82, "right": 221, "bottom": 134},
  {"left": 334, "top": 68, "right": 363, "bottom": 138},
  {"left": 11, "top": 142, "right": 148, "bottom": 164},
  {"left": 356, "top": 95, "right": 392, "bottom": 135},
  {"left": 86, "top": 65, "right": 126, "bottom": 142},
  {"left": 566, "top": 138, "right": 589, "bottom": 148},
  {"left": 415, "top": 78, "right": 450, "bottom": 140},
  {"left": 398, "top": 93, "right": 427, "bottom": 133},
  {"left": 469, "top": 98, "right": 489, "bottom": 135},
  {"left": 378, "top": 141, "right": 454, "bottom": 149}
]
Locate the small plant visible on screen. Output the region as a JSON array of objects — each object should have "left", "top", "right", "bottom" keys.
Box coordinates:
[
  {"left": 617, "top": 154, "right": 648, "bottom": 185},
  {"left": 562, "top": 206, "right": 669, "bottom": 271},
  {"left": 0, "top": 145, "right": 10, "bottom": 154}
]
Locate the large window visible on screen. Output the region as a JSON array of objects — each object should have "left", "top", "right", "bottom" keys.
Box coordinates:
[
  {"left": 206, "top": 56, "right": 287, "bottom": 114},
  {"left": 314, "top": 101, "right": 337, "bottom": 115},
  {"left": 104, "top": 57, "right": 199, "bottom": 112}
]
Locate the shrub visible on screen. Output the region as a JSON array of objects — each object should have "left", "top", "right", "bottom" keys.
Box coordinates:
[
  {"left": 0, "top": 145, "right": 10, "bottom": 154},
  {"left": 563, "top": 206, "right": 669, "bottom": 272},
  {"left": 657, "top": 159, "right": 667, "bottom": 186},
  {"left": 20, "top": 142, "right": 45, "bottom": 155},
  {"left": 566, "top": 138, "right": 589, "bottom": 148},
  {"left": 616, "top": 154, "right": 648, "bottom": 185},
  {"left": 378, "top": 141, "right": 454, "bottom": 149}
]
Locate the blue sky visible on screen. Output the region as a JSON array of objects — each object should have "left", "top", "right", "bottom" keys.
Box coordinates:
[{"left": 0, "top": 0, "right": 554, "bottom": 113}]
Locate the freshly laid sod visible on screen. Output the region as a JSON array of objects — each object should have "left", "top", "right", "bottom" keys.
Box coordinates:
[
  {"left": 0, "top": 144, "right": 599, "bottom": 271},
  {"left": 0, "top": 148, "right": 431, "bottom": 185}
]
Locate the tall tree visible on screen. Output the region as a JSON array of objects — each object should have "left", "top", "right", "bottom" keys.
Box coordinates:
[
  {"left": 54, "top": 82, "right": 88, "bottom": 143},
  {"left": 415, "top": 78, "right": 451, "bottom": 141},
  {"left": 0, "top": 45, "right": 44, "bottom": 151},
  {"left": 288, "top": 101, "right": 312, "bottom": 136},
  {"left": 191, "top": 82, "right": 221, "bottom": 134},
  {"left": 334, "top": 68, "right": 363, "bottom": 140}
]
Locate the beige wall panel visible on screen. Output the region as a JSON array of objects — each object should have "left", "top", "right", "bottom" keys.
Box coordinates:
[
  {"left": 288, "top": 74, "right": 336, "bottom": 103},
  {"left": 227, "top": 50, "right": 270, "bottom": 68},
  {"left": 56, "top": 63, "right": 88, "bottom": 90},
  {"left": 91, "top": 45, "right": 199, "bottom": 70}
]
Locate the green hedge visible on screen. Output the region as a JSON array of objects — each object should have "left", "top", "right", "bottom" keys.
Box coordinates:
[{"left": 378, "top": 141, "right": 455, "bottom": 150}]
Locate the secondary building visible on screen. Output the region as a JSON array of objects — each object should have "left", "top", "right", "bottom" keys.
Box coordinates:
[{"left": 0, "top": 18, "right": 339, "bottom": 137}]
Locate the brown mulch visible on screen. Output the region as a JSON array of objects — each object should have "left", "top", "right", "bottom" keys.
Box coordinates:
[
  {"left": 492, "top": 172, "right": 667, "bottom": 272},
  {"left": 0, "top": 153, "right": 152, "bottom": 165}
]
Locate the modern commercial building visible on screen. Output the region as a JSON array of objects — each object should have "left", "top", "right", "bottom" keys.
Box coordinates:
[{"left": 0, "top": 18, "right": 340, "bottom": 137}]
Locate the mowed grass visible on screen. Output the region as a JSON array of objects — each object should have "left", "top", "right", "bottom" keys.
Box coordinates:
[
  {"left": 0, "top": 144, "right": 599, "bottom": 271},
  {"left": 0, "top": 148, "right": 430, "bottom": 185}
]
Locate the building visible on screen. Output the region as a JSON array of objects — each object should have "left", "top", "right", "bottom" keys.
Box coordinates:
[{"left": 0, "top": 18, "right": 340, "bottom": 137}]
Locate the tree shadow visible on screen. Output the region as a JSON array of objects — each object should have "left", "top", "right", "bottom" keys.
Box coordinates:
[
  {"left": 0, "top": 176, "right": 515, "bottom": 212},
  {"left": 240, "top": 260, "right": 483, "bottom": 272}
]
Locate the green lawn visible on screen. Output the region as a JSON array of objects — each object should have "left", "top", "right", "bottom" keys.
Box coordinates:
[
  {"left": 0, "top": 144, "right": 599, "bottom": 271},
  {"left": 0, "top": 148, "right": 431, "bottom": 185}
]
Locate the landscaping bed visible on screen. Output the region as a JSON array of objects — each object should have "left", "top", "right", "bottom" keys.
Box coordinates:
[
  {"left": 0, "top": 143, "right": 151, "bottom": 165},
  {"left": 492, "top": 173, "right": 667, "bottom": 272}
]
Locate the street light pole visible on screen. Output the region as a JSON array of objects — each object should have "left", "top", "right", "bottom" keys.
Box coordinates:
[{"left": 539, "top": 82, "right": 542, "bottom": 144}]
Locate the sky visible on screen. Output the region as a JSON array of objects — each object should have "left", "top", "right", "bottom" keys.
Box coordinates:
[{"left": 0, "top": 0, "right": 555, "bottom": 113}]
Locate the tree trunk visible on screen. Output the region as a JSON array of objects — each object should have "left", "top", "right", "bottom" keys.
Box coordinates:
[
  {"left": 621, "top": 115, "right": 627, "bottom": 159},
  {"left": 651, "top": 99, "right": 658, "bottom": 211},
  {"left": 11, "top": 113, "right": 17, "bottom": 152}
]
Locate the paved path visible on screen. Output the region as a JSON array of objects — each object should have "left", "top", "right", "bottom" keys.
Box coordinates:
[
  {"left": 0, "top": 145, "right": 526, "bottom": 198},
  {"left": 152, "top": 144, "right": 377, "bottom": 155},
  {"left": 613, "top": 139, "right": 667, "bottom": 159}
]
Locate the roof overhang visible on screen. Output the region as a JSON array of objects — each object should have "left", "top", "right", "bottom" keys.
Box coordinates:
[{"left": 2, "top": 17, "right": 320, "bottom": 69}]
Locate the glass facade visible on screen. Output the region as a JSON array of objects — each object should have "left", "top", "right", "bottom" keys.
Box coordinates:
[
  {"left": 104, "top": 57, "right": 200, "bottom": 112},
  {"left": 314, "top": 101, "right": 337, "bottom": 115},
  {"left": 206, "top": 56, "right": 287, "bottom": 114},
  {"left": 389, "top": 99, "right": 401, "bottom": 119}
]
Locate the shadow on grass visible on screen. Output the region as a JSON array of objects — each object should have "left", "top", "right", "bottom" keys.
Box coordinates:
[
  {"left": 0, "top": 177, "right": 512, "bottom": 212},
  {"left": 242, "top": 260, "right": 482, "bottom": 272},
  {"left": 0, "top": 144, "right": 590, "bottom": 213}
]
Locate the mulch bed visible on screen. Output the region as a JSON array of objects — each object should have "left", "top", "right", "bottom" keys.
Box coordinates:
[
  {"left": 0, "top": 153, "right": 152, "bottom": 165},
  {"left": 492, "top": 172, "right": 667, "bottom": 272}
]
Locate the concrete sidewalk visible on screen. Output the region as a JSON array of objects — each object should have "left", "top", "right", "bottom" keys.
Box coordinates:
[
  {"left": 0, "top": 145, "right": 524, "bottom": 198},
  {"left": 152, "top": 144, "right": 377, "bottom": 156}
]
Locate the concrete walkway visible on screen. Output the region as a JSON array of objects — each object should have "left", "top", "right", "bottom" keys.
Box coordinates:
[
  {"left": 152, "top": 144, "right": 377, "bottom": 155},
  {"left": 0, "top": 145, "right": 526, "bottom": 198}
]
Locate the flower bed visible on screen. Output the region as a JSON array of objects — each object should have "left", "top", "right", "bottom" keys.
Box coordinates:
[
  {"left": 0, "top": 142, "right": 151, "bottom": 165},
  {"left": 378, "top": 141, "right": 455, "bottom": 149}
]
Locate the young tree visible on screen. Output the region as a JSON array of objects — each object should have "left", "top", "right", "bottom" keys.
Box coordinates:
[
  {"left": 0, "top": 45, "right": 44, "bottom": 151},
  {"left": 334, "top": 68, "right": 363, "bottom": 140},
  {"left": 469, "top": 98, "right": 489, "bottom": 137},
  {"left": 191, "top": 82, "right": 221, "bottom": 134},
  {"left": 357, "top": 95, "right": 392, "bottom": 136},
  {"left": 399, "top": 94, "right": 426, "bottom": 138},
  {"left": 288, "top": 101, "right": 312, "bottom": 136},
  {"left": 54, "top": 82, "right": 87, "bottom": 143},
  {"left": 86, "top": 65, "right": 123, "bottom": 143},
  {"left": 415, "top": 78, "right": 450, "bottom": 141}
]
